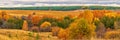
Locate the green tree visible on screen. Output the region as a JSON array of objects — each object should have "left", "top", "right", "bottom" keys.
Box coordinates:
[
  {"left": 57, "top": 16, "right": 75, "bottom": 29},
  {"left": 100, "top": 16, "right": 115, "bottom": 29}
]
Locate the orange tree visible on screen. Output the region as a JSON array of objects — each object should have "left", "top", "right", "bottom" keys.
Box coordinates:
[{"left": 32, "top": 15, "right": 40, "bottom": 26}]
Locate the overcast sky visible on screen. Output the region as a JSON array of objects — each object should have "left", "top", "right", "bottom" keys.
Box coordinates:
[{"left": 0, "top": 0, "right": 120, "bottom": 7}]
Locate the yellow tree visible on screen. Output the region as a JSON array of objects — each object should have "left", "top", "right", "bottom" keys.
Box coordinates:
[
  {"left": 78, "top": 10, "right": 94, "bottom": 24},
  {"left": 83, "top": 10, "right": 94, "bottom": 24},
  {"left": 22, "top": 20, "right": 28, "bottom": 31},
  {"left": 68, "top": 18, "right": 96, "bottom": 39}
]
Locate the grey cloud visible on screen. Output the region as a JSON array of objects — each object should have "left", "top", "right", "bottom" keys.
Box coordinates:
[{"left": 0, "top": 0, "right": 120, "bottom": 7}]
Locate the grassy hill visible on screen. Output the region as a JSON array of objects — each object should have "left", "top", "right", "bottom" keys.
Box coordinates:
[{"left": 0, "top": 6, "right": 120, "bottom": 11}]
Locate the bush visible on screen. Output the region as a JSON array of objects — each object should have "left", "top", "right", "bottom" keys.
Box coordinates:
[
  {"left": 95, "top": 22, "right": 106, "bottom": 38},
  {"left": 3, "top": 18, "right": 23, "bottom": 29},
  {"left": 52, "top": 27, "right": 61, "bottom": 36},
  {"left": 104, "top": 30, "right": 120, "bottom": 39},
  {"left": 38, "top": 16, "right": 75, "bottom": 29},
  {"left": 94, "top": 18, "right": 100, "bottom": 27},
  {"left": 68, "top": 18, "right": 96, "bottom": 39},
  {"left": 38, "top": 17, "right": 58, "bottom": 26},
  {"left": 100, "top": 16, "right": 115, "bottom": 29},
  {"left": 57, "top": 28, "right": 68, "bottom": 40},
  {"left": 22, "top": 20, "right": 28, "bottom": 31},
  {"left": 40, "top": 21, "right": 52, "bottom": 32},
  {"left": 0, "top": 19, "right": 3, "bottom": 26},
  {"left": 114, "top": 16, "right": 120, "bottom": 29},
  {"left": 57, "top": 16, "right": 75, "bottom": 29}
]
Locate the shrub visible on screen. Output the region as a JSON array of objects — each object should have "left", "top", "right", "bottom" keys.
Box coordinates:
[
  {"left": 40, "top": 21, "right": 52, "bottom": 32},
  {"left": 40, "top": 21, "right": 51, "bottom": 28},
  {"left": 38, "top": 16, "right": 74, "bottom": 29},
  {"left": 38, "top": 17, "right": 58, "bottom": 26},
  {"left": 100, "top": 16, "right": 115, "bottom": 29},
  {"left": 57, "top": 28, "right": 68, "bottom": 40},
  {"left": 104, "top": 30, "right": 120, "bottom": 39},
  {"left": 30, "top": 26, "right": 39, "bottom": 32},
  {"left": 52, "top": 27, "right": 61, "bottom": 36},
  {"left": 3, "top": 18, "right": 23, "bottom": 29},
  {"left": 94, "top": 18, "right": 100, "bottom": 27},
  {"left": 57, "top": 16, "right": 74, "bottom": 29},
  {"left": 22, "top": 20, "right": 28, "bottom": 31},
  {"left": 2, "top": 21, "right": 16, "bottom": 29},
  {"left": 68, "top": 18, "right": 96, "bottom": 39},
  {"left": 114, "top": 16, "right": 120, "bottom": 29},
  {"left": 0, "top": 19, "right": 3, "bottom": 26},
  {"left": 95, "top": 22, "right": 106, "bottom": 38}
]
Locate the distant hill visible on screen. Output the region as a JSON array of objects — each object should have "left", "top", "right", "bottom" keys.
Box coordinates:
[{"left": 0, "top": 6, "right": 120, "bottom": 11}]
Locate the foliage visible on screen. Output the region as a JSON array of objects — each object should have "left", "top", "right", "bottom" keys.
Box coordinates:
[
  {"left": 38, "top": 16, "right": 74, "bottom": 29},
  {"left": 100, "top": 16, "right": 115, "bottom": 29},
  {"left": 114, "top": 16, "right": 120, "bottom": 29},
  {"left": 40, "top": 21, "right": 52, "bottom": 32},
  {"left": 52, "top": 27, "right": 61, "bottom": 36},
  {"left": 57, "top": 16, "right": 75, "bottom": 29},
  {"left": 32, "top": 15, "right": 40, "bottom": 25},
  {"left": 40, "top": 21, "right": 51, "bottom": 28},
  {"left": 22, "top": 20, "right": 28, "bottom": 31},
  {"left": 0, "top": 19, "right": 3, "bottom": 26},
  {"left": 105, "top": 12, "right": 117, "bottom": 18},
  {"left": 83, "top": 10, "right": 94, "bottom": 23},
  {"left": 93, "top": 18, "right": 101, "bottom": 27},
  {"left": 104, "top": 30, "right": 120, "bottom": 39},
  {"left": 36, "top": 33, "right": 40, "bottom": 40},
  {"left": 68, "top": 18, "right": 96, "bottom": 39},
  {"left": 95, "top": 22, "right": 106, "bottom": 38},
  {"left": 38, "top": 17, "right": 57, "bottom": 26},
  {"left": 3, "top": 18, "right": 24, "bottom": 29},
  {"left": 57, "top": 28, "right": 68, "bottom": 39}
]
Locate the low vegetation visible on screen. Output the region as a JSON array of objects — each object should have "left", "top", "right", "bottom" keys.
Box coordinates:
[{"left": 0, "top": 10, "right": 120, "bottom": 40}]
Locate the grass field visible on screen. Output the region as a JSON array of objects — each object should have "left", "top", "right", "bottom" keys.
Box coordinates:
[
  {"left": 0, "top": 10, "right": 80, "bottom": 17},
  {"left": 0, "top": 29, "right": 119, "bottom": 40},
  {"left": 0, "top": 29, "right": 59, "bottom": 40}
]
